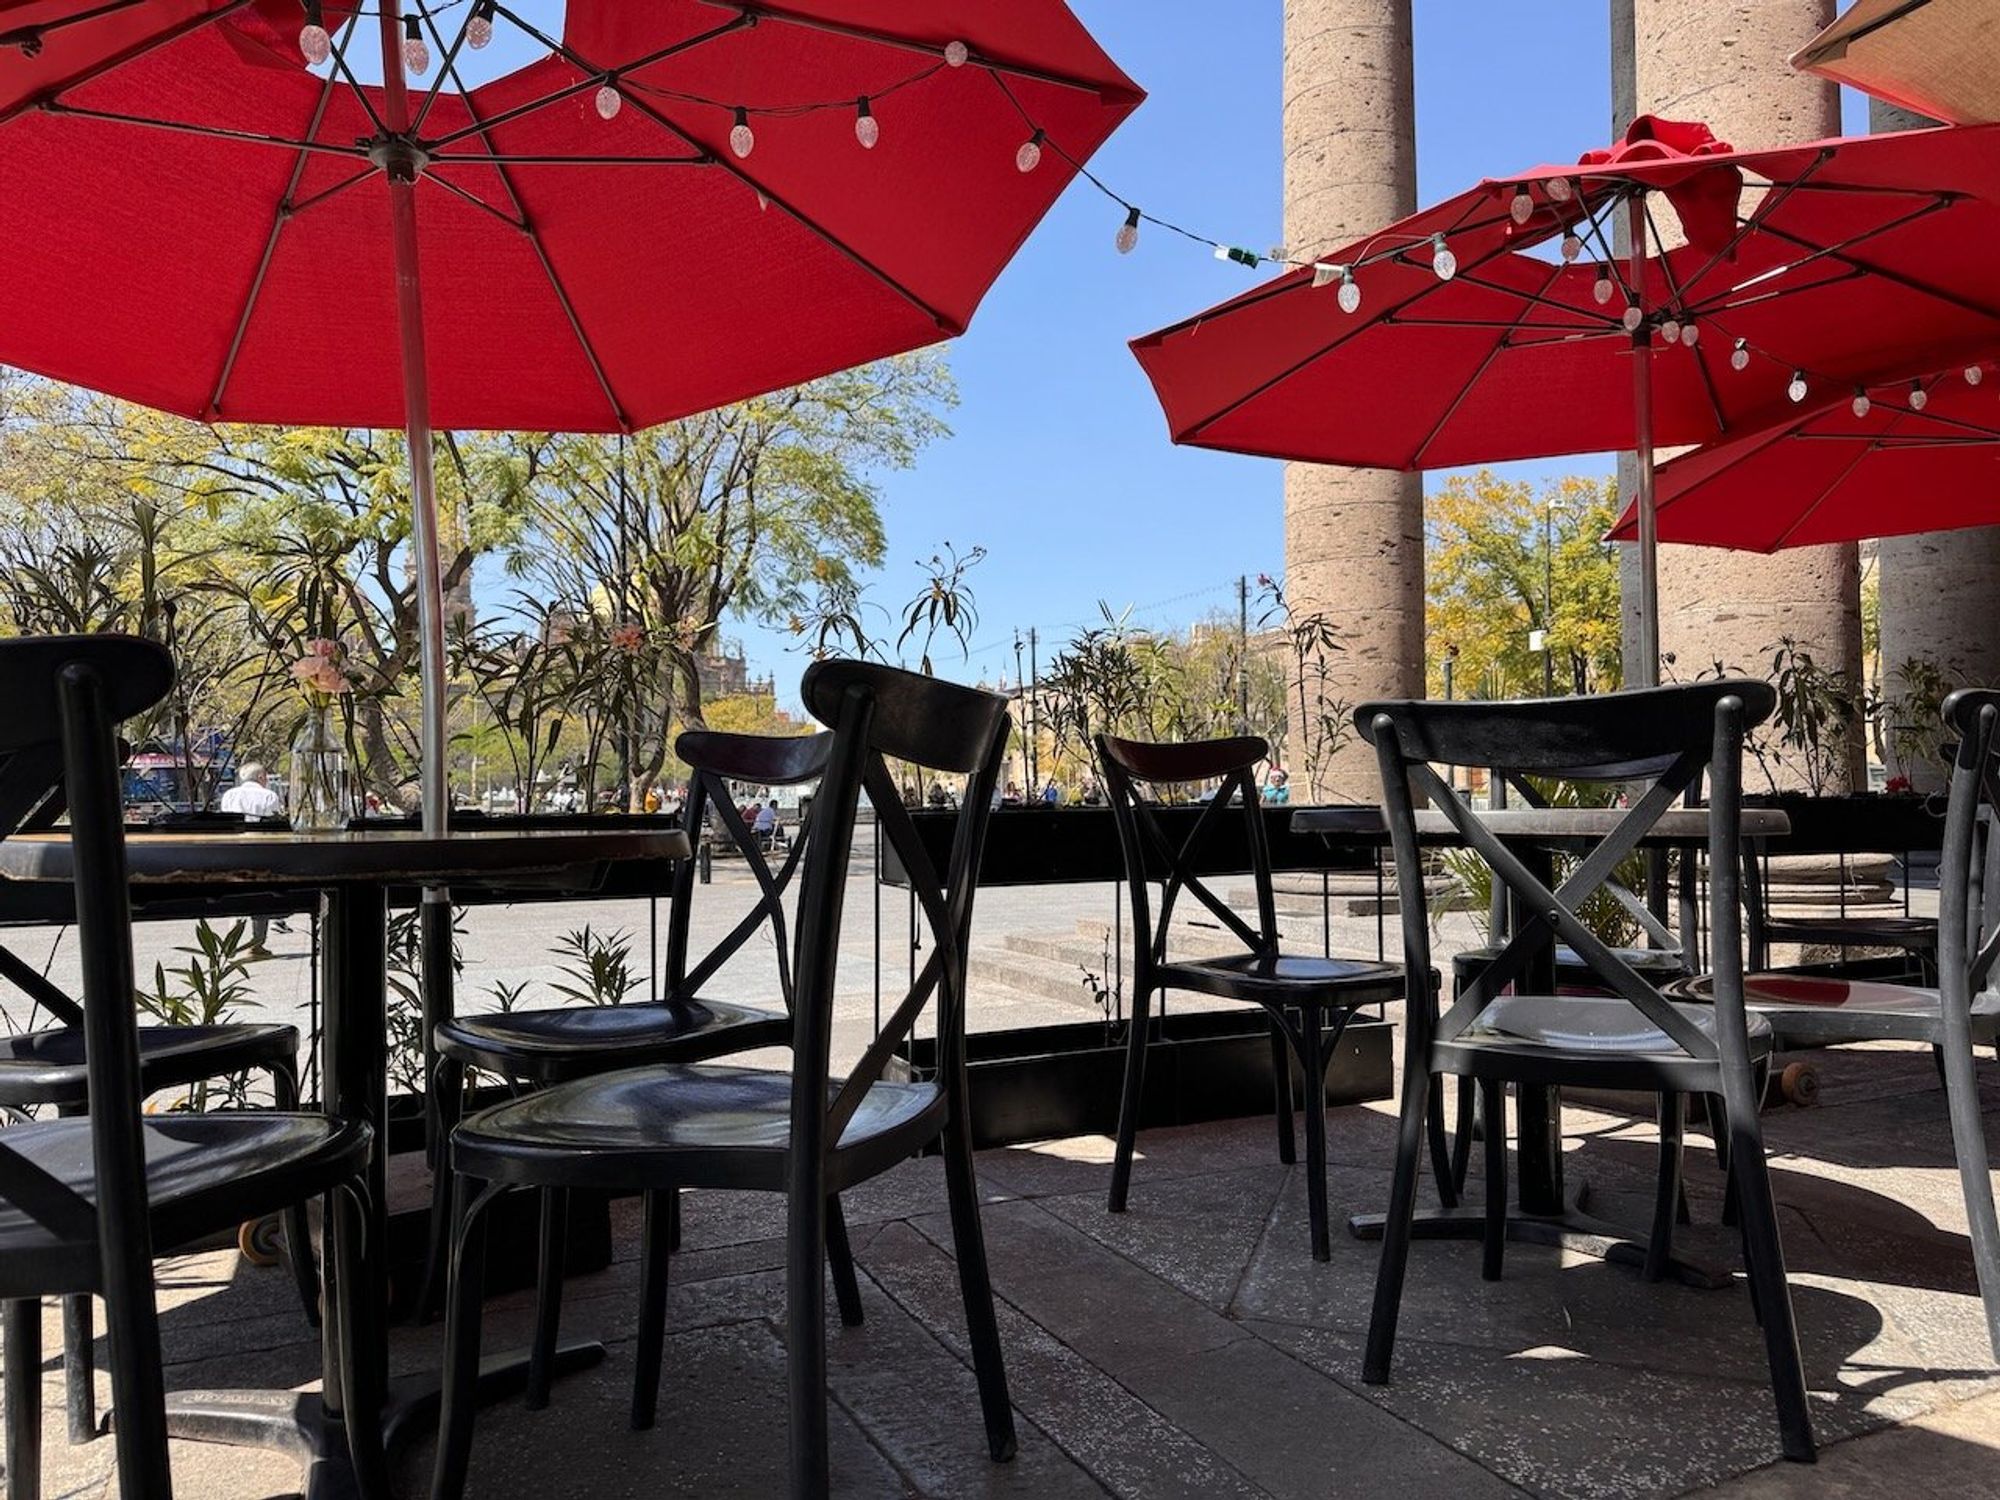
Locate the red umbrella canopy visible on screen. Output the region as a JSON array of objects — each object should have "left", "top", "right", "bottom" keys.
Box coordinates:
[
  {"left": 0, "top": 0, "right": 1142, "bottom": 431},
  {"left": 1608, "top": 349, "right": 2000, "bottom": 553},
  {"left": 1130, "top": 117, "right": 2000, "bottom": 470}
]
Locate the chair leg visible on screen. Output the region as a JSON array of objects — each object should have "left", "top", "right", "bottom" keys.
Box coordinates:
[
  {"left": 431, "top": 1176, "right": 497, "bottom": 1500},
  {"left": 524, "top": 1187, "right": 567, "bottom": 1411},
  {"left": 631, "top": 1189, "right": 673, "bottom": 1433},
  {"left": 1107, "top": 983, "right": 1153, "bottom": 1214},
  {"left": 415, "top": 1053, "right": 467, "bottom": 1324},
  {"left": 1299, "top": 1011, "right": 1331, "bottom": 1262},
  {"left": 1646, "top": 1092, "right": 1685, "bottom": 1284},
  {"left": 1935, "top": 1035, "right": 2000, "bottom": 1361},
  {"left": 1449, "top": 1077, "right": 1476, "bottom": 1200},
  {"left": 1268, "top": 1015, "right": 1296, "bottom": 1166},
  {"left": 6, "top": 1298, "right": 42, "bottom": 1500},
  {"left": 60, "top": 1295, "right": 92, "bottom": 1446},
  {"left": 1426, "top": 1078, "right": 1458, "bottom": 1211},
  {"left": 1720, "top": 1076, "right": 1815, "bottom": 1463},
  {"left": 940, "top": 1103, "right": 1017, "bottom": 1464},
  {"left": 1363, "top": 1049, "right": 1432, "bottom": 1386},
  {"left": 785, "top": 1184, "right": 830, "bottom": 1500},
  {"left": 1481, "top": 1079, "right": 1506, "bottom": 1283},
  {"left": 270, "top": 1060, "right": 322, "bottom": 1331},
  {"left": 825, "top": 1196, "right": 865, "bottom": 1329}
]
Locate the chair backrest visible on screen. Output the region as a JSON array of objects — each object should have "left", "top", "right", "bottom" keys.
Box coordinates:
[
  {"left": 790, "top": 660, "right": 1009, "bottom": 1170},
  {"left": 665, "top": 728, "right": 835, "bottom": 1012},
  {"left": 1938, "top": 689, "right": 2000, "bottom": 1008},
  {"left": 0, "top": 637, "right": 172, "bottom": 1361},
  {"left": 1359, "top": 681, "right": 1776, "bottom": 1062},
  {"left": 1094, "top": 734, "right": 1278, "bottom": 986}
]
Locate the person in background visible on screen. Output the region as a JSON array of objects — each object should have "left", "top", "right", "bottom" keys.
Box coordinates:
[
  {"left": 927, "top": 780, "right": 950, "bottom": 809},
  {"left": 1000, "top": 781, "right": 1023, "bottom": 806},
  {"left": 1041, "top": 778, "right": 1062, "bottom": 807},
  {"left": 642, "top": 784, "right": 663, "bottom": 814},
  {"left": 1261, "top": 766, "right": 1291, "bottom": 806},
  {"left": 754, "top": 798, "right": 779, "bottom": 849},
  {"left": 220, "top": 763, "right": 286, "bottom": 956}
]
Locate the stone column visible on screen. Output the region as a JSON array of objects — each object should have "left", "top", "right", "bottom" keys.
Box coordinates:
[
  {"left": 1868, "top": 100, "right": 2000, "bottom": 789},
  {"left": 1281, "top": 0, "right": 1422, "bottom": 801},
  {"left": 1632, "top": 0, "right": 1865, "bottom": 790}
]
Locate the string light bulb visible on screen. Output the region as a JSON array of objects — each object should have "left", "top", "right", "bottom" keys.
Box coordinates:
[
  {"left": 1559, "top": 233, "right": 1582, "bottom": 264},
  {"left": 1430, "top": 234, "right": 1456, "bottom": 281},
  {"left": 465, "top": 0, "right": 494, "bottom": 50},
  {"left": 1850, "top": 389, "right": 1872, "bottom": 418},
  {"left": 595, "top": 83, "right": 621, "bottom": 120},
  {"left": 1968, "top": 363, "right": 1986, "bottom": 387},
  {"left": 1730, "top": 337, "right": 1750, "bottom": 371},
  {"left": 1679, "top": 322, "right": 1699, "bottom": 347},
  {"left": 1659, "top": 316, "right": 1681, "bottom": 344},
  {"left": 944, "top": 39, "right": 969, "bottom": 67},
  {"left": 298, "top": 0, "right": 330, "bottom": 63},
  {"left": 402, "top": 15, "right": 429, "bottom": 76},
  {"left": 1788, "top": 371, "right": 1809, "bottom": 403},
  {"left": 729, "top": 107, "right": 755, "bottom": 159},
  {"left": 1016, "top": 129, "right": 1045, "bottom": 174},
  {"left": 1509, "top": 184, "right": 1533, "bottom": 225},
  {"left": 1547, "top": 175, "right": 1574, "bottom": 203},
  {"left": 1621, "top": 301, "right": 1643, "bottom": 333},
  {"left": 1909, "top": 380, "right": 1929, "bottom": 411},
  {"left": 854, "top": 97, "right": 878, "bottom": 149},
  {"left": 1115, "top": 206, "right": 1140, "bottom": 255},
  {"left": 1336, "top": 266, "right": 1361, "bottom": 314},
  {"left": 1593, "top": 264, "right": 1614, "bottom": 305}
]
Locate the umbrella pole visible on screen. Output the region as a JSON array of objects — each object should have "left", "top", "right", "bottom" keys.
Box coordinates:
[
  {"left": 1628, "top": 192, "right": 1660, "bottom": 689},
  {"left": 377, "top": 0, "right": 449, "bottom": 837}
]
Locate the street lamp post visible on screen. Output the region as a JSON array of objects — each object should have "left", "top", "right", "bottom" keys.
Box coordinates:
[{"left": 1540, "top": 497, "right": 1569, "bottom": 695}]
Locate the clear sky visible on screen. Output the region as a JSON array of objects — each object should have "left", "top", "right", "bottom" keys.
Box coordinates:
[{"left": 735, "top": 1, "right": 1644, "bottom": 700}]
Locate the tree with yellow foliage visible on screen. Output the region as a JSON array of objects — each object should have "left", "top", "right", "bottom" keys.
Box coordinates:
[{"left": 1426, "top": 471, "right": 1623, "bottom": 699}]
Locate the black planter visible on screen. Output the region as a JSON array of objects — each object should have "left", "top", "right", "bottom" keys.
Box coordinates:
[
  {"left": 1744, "top": 791, "right": 1941, "bottom": 857},
  {"left": 899, "top": 1010, "right": 1394, "bottom": 1151}
]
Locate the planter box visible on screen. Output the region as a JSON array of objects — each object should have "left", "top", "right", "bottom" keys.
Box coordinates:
[
  {"left": 1744, "top": 791, "right": 1940, "bottom": 857},
  {"left": 899, "top": 1010, "right": 1394, "bottom": 1151}
]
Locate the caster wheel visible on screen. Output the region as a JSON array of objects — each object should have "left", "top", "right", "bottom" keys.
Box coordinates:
[
  {"left": 1780, "top": 1062, "right": 1820, "bottom": 1107},
  {"left": 238, "top": 1214, "right": 286, "bottom": 1266}
]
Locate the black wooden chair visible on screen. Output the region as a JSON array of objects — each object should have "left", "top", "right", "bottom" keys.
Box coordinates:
[
  {"left": 1672, "top": 686, "right": 2000, "bottom": 1360},
  {"left": 431, "top": 661, "right": 1016, "bottom": 1500},
  {"left": 1095, "top": 734, "right": 1405, "bottom": 1261},
  {"left": 0, "top": 635, "right": 375, "bottom": 1499},
  {"left": 1359, "top": 681, "right": 1814, "bottom": 1463},
  {"left": 0, "top": 929, "right": 313, "bottom": 1448},
  {"left": 424, "top": 730, "right": 863, "bottom": 1403}
]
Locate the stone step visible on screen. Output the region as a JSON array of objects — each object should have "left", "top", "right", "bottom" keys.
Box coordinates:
[{"left": 967, "top": 945, "right": 1111, "bottom": 1011}]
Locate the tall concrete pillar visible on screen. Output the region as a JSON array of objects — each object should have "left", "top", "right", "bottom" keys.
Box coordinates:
[
  {"left": 1632, "top": 0, "right": 1865, "bottom": 789},
  {"left": 1281, "top": 0, "right": 1422, "bottom": 801},
  {"left": 1868, "top": 100, "right": 2000, "bottom": 789}
]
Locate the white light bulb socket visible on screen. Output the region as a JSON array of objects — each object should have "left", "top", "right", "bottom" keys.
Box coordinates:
[
  {"left": 1336, "top": 271, "right": 1361, "bottom": 314},
  {"left": 596, "top": 83, "right": 621, "bottom": 120},
  {"left": 1788, "top": 373, "right": 1808, "bottom": 403},
  {"left": 1115, "top": 207, "right": 1140, "bottom": 255},
  {"left": 730, "top": 107, "right": 755, "bottom": 159},
  {"left": 1016, "top": 129, "right": 1045, "bottom": 174},
  {"left": 1510, "top": 186, "right": 1533, "bottom": 225},
  {"left": 854, "top": 97, "right": 878, "bottom": 149},
  {"left": 466, "top": 1, "right": 493, "bottom": 49},
  {"left": 1909, "top": 381, "right": 1929, "bottom": 411},
  {"left": 402, "top": 16, "right": 429, "bottom": 76},
  {"left": 1431, "top": 234, "right": 1456, "bottom": 281},
  {"left": 944, "top": 39, "right": 970, "bottom": 67}
]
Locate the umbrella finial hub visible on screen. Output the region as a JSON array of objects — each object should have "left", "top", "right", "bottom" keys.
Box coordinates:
[{"left": 367, "top": 133, "right": 432, "bottom": 183}]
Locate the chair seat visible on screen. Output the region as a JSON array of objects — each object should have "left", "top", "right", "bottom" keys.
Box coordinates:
[
  {"left": 1454, "top": 943, "right": 1686, "bottom": 980},
  {"left": 0, "top": 1112, "right": 370, "bottom": 1299},
  {"left": 1760, "top": 914, "right": 1938, "bottom": 951},
  {"left": 1673, "top": 971, "right": 2000, "bottom": 1047},
  {"left": 435, "top": 999, "right": 792, "bottom": 1082},
  {"left": 0, "top": 1023, "right": 299, "bottom": 1111},
  {"left": 1436, "top": 995, "right": 1773, "bottom": 1089},
  {"left": 450, "top": 1064, "right": 946, "bottom": 1193},
  {"left": 1158, "top": 954, "right": 1403, "bottom": 1007}
]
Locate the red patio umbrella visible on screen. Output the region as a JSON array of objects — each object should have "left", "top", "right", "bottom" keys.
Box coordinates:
[
  {"left": 1607, "top": 347, "right": 2000, "bottom": 552},
  {"left": 1130, "top": 115, "right": 2000, "bottom": 683},
  {"left": 0, "top": 0, "right": 1142, "bottom": 829}
]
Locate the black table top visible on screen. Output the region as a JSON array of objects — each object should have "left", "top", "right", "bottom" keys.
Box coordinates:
[
  {"left": 0, "top": 828, "right": 691, "bottom": 888},
  {"left": 1291, "top": 805, "right": 1791, "bottom": 847}
]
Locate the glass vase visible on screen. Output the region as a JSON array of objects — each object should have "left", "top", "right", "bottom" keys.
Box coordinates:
[{"left": 289, "top": 705, "right": 351, "bottom": 832}]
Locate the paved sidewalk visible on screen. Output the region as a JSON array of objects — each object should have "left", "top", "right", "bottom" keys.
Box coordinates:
[{"left": 14, "top": 1034, "right": 2000, "bottom": 1498}]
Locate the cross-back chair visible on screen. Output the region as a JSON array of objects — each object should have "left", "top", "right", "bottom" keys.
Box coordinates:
[
  {"left": 431, "top": 660, "right": 1017, "bottom": 1500},
  {"left": 0, "top": 635, "right": 375, "bottom": 1500},
  {"left": 425, "top": 729, "right": 864, "bottom": 1406},
  {"left": 1360, "top": 680, "right": 1814, "bottom": 1464},
  {"left": 1095, "top": 734, "right": 1404, "bottom": 1261},
  {"left": 1674, "top": 686, "right": 2000, "bottom": 1358}
]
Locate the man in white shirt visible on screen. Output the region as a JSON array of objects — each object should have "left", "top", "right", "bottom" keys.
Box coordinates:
[{"left": 219, "top": 764, "right": 285, "bottom": 954}]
